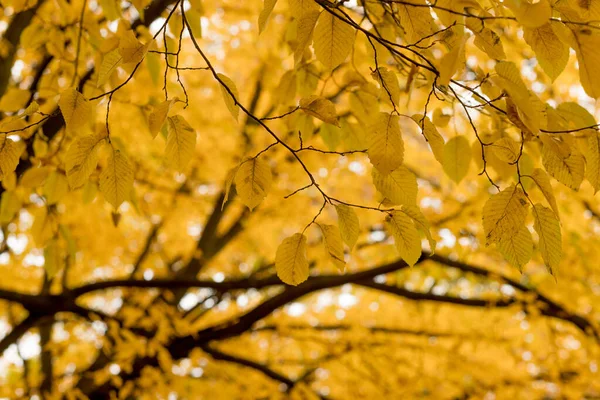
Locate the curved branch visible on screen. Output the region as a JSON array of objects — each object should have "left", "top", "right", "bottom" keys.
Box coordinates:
[
  {"left": 358, "top": 281, "right": 515, "bottom": 307},
  {"left": 0, "top": 313, "right": 41, "bottom": 355},
  {"left": 199, "top": 343, "right": 294, "bottom": 386}
]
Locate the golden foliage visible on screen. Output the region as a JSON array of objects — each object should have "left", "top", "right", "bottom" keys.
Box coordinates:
[{"left": 1, "top": 0, "right": 600, "bottom": 398}]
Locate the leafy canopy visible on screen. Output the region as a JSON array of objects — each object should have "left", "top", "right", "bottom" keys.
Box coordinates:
[{"left": 0, "top": 0, "right": 600, "bottom": 398}]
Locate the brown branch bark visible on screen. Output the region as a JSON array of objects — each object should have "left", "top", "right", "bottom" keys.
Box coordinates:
[
  {"left": 0, "top": 4, "right": 43, "bottom": 97},
  {"left": 0, "top": 313, "right": 41, "bottom": 355}
]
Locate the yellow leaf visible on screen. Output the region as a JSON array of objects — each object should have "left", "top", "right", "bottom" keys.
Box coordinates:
[
  {"left": 118, "top": 30, "right": 151, "bottom": 64},
  {"left": 335, "top": 204, "right": 359, "bottom": 250},
  {"left": 222, "top": 166, "right": 239, "bottom": 210},
  {"left": 165, "top": 115, "right": 196, "bottom": 171},
  {"left": 234, "top": 157, "right": 272, "bottom": 211},
  {"left": 432, "top": 108, "right": 451, "bottom": 128},
  {"left": 442, "top": 136, "right": 471, "bottom": 183},
  {"left": 258, "top": 0, "right": 278, "bottom": 33},
  {"left": 472, "top": 27, "right": 506, "bottom": 60},
  {"left": 541, "top": 136, "right": 585, "bottom": 190},
  {"left": 43, "top": 171, "right": 69, "bottom": 205},
  {"left": 0, "top": 191, "right": 21, "bottom": 224},
  {"left": 397, "top": 0, "right": 435, "bottom": 43},
  {"left": 554, "top": 102, "right": 596, "bottom": 130},
  {"left": 320, "top": 224, "right": 345, "bottom": 271},
  {"left": 288, "top": 0, "right": 318, "bottom": 16},
  {"left": 99, "top": 148, "right": 134, "bottom": 209},
  {"left": 570, "top": 28, "right": 600, "bottom": 99},
  {"left": 492, "top": 61, "right": 547, "bottom": 134},
  {"left": 31, "top": 207, "right": 55, "bottom": 247},
  {"left": 504, "top": 0, "right": 551, "bottom": 28},
  {"left": 435, "top": 0, "right": 481, "bottom": 26},
  {"left": 100, "top": 0, "right": 120, "bottom": 21},
  {"left": 19, "top": 101, "right": 39, "bottom": 118},
  {"left": 217, "top": 73, "right": 240, "bottom": 121},
  {"left": 319, "top": 123, "right": 341, "bottom": 151},
  {"left": 146, "top": 51, "right": 161, "bottom": 87},
  {"left": 83, "top": 181, "right": 98, "bottom": 204},
  {"left": 0, "top": 134, "right": 21, "bottom": 177},
  {"left": 58, "top": 88, "right": 93, "bottom": 133},
  {"left": 0, "top": 88, "right": 30, "bottom": 112},
  {"left": 532, "top": 203, "right": 562, "bottom": 275},
  {"left": 294, "top": 10, "right": 320, "bottom": 66},
  {"left": 312, "top": 10, "right": 355, "bottom": 70},
  {"left": 169, "top": 12, "right": 183, "bottom": 37},
  {"left": 66, "top": 131, "right": 107, "bottom": 189},
  {"left": 586, "top": 132, "right": 600, "bottom": 193},
  {"left": 529, "top": 168, "right": 559, "bottom": 217},
  {"left": 274, "top": 70, "right": 297, "bottom": 106},
  {"left": 494, "top": 61, "right": 533, "bottom": 100},
  {"left": 349, "top": 84, "right": 379, "bottom": 124},
  {"left": 2, "top": 171, "right": 15, "bottom": 191},
  {"left": 400, "top": 205, "right": 436, "bottom": 253},
  {"left": 372, "top": 165, "right": 417, "bottom": 206},
  {"left": 411, "top": 115, "right": 445, "bottom": 163},
  {"left": 562, "top": 0, "right": 600, "bottom": 20},
  {"left": 299, "top": 95, "right": 339, "bottom": 126},
  {"left": 523, "top": 23, "right": 569, "bottom": 81},
  {"left": 491, "top": 137, "right": 520, "bottom": 164},
  {"left": 187, "top": 9, "right": 203, "bottom": 38},
  {"left": 371, "top": 67, "right": 400, "bottom": 107},
  {"left": 482, "top": 185, "right": 529, "bottom": 245},
  {"left": 368, "top": 112, "right": 404, "bottom": 175},
  {"left": 20, "top": 166, "right": 53, "bottom": 188},
  {"left": 97, "top": 48, "right": 122, "bottom": 87},
  {"left": 498, "top": 225, "right": 533, "bottom": 272},
  {"left": 148, "top": 99, "right": 176, "bottom": 138},
  {"left": 44, "top": 239, "right": 63, "bottom": 279},
  {"left": 275, "top": 233, "right": 309, "bottom": 285},
  {"left": 438, "top": 37, "right": 466, "bottom": 87},
  {"left": 386, "top": 210, "right": 421, "bottom": 267}
]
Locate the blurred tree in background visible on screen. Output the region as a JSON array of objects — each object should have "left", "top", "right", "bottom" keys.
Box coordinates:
[{"left": 1, "top": 0, "right": 600, "bottom": 398}]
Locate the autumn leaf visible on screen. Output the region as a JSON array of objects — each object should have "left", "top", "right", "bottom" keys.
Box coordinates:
[
  {"left": 368, "top": 112, "right": 404, "bottom": 175},
  {"left": 234, "top": 157, "right": 272, "bottom": 210},
  {"left": 66, "top": 131, "right": 108, "bottom": 189},
  {"left": 258, "top": 0, "right": 278, "bottom": 33},
  {"left": 532, "top": 203, "right": 562, "bottom": 275},
  {"left": 411, "top": 114, "right": 445, "bottom": 163},
  {"left": 294, "top": 10, "right": 320, "bottom": 65},
  {"left": 3, "top": 0, "right": 600, "bottom": 393},
  {"left": 217, "top": 73, "right": 240, "bottom": 121},
  {"left": 0, "top": 134, "right": 21, "bottom": 177},
  {"left": 335, "top": 204, "right": 360, "bottom": 250},
  {"left": 118, "top": 30, "right": 151, "bottom": 64},
  {"left": 482, "top": 185, "right": 529, "bottom": 245},
  {"left": 443, "top": 136, "right": 471, "bottom": 184},
  {"left": 275, "top": 232, "right": 309, "bottom": 285},
  {"left": 313, "top": 10, "right": 355, "bottom": 70},
  {"left": 99, "top": 148, "right": 134, "bottom": 209},
  {"left": 299, "top": 95, "right": 339, "bottom": 126},
  {"left": 372, "top": 165, "right": 417, "bottom": 206},
  {"left": 320, "top": 224, "right": 345, "bottom": 271},
  {"left": 386, "top": 210, "right": 422, "bottom": 267},
  {"left": 58, "top": 88, "right": 93, "bottom": 133},
  {"left": 498, "top": 225, "right": 533, "bottom": 272},
  {"left": 148, "top": 99, "right": 176, "bottom": 138},
  {"left": 97, "top": 48, "right": 122, "bottom": 87},
  {"left": 165, "top": 115, "right": 196, "bottom": 171}
]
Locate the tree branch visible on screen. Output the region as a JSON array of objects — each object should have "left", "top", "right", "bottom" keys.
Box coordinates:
[
  {"left": 0, "top": 313, "right": 41, "bottom": 355},
  {"left": 0, "top": 3, "right": 43, "bottom": 97},
  {"left": 198, "top": 343, "right": 294, "bottom": 387}
]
